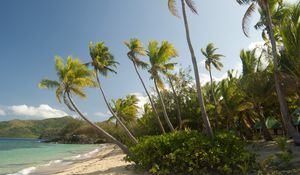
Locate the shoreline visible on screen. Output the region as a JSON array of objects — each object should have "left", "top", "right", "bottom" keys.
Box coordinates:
[
  {"left": 52, "top": 144, "right": 141, "bottom": 175},
  {"left": 7, "top": 143, "right": 142, "bottom": 175}
]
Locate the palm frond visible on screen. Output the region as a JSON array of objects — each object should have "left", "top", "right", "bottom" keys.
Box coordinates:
[
  {"left": 168, "top": 0, "right": 180, "bottom": 17},
  {"left": 38, "top": 79, "right": 60, "bottom": 89},
  {"left": 185, "top": 0, "right": 198, "bottom": 14},
  {"left": 242, "top": 3, "right": 256, "bottom": 37}
]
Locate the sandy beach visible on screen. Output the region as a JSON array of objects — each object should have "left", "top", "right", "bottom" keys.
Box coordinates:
[{"left": 54, "top": 144, "right": 143, "bottom": 175}]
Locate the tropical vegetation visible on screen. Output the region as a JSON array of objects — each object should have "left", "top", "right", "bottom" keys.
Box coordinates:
[{"left": 37, "top": 0, "right": 300, "bottom": 174}]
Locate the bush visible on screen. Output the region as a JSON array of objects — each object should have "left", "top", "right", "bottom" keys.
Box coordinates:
[{"left": 125, "top": 129, "right": 256, "bottom": 175}]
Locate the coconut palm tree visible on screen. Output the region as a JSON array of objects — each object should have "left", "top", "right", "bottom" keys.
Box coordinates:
[
  {"left": 110, "top": 95, "right": 139, "bottom": 124},
  {"left": 167, "top": 0, "right": 213, "bottom": 138},
  {"left": 201, "top": 43, "right": 224, "bottom": 128},
  {"left": 124, "top": 38, "right": 165, "bottom": 133},
  {"left": 39, "top": 56, "right": 130, "bottom": 154},
  {"left": 88, "top": 42, "right": 138, "bottom": 144},
  {"left": 237, "top": 0, "right": 300, "bottom": 144},
  {"left": 147, "top": 40, "right": 177, "bottom": 131}
]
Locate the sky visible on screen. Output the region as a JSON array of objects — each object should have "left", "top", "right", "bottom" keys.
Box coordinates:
[{"left": 0, "top": 0, "right": 264, "bottom": 121}]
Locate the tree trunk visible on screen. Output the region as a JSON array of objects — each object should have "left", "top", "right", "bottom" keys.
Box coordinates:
[
  {"left": 66, "top": 93, "right": 130, "bottom": 155},
  {"left": 167, "top": 75, "right": 183, "bottom": 129},
  {"left": 264, "top": 1, "right": 300, "bottom": 145},
  {"left": 256, "top": 105, "right": 273, "bottom": 141},
  {"left": 131, "top": 58, "right": 165, "bottom": 133},
  {"left": 208, "top": 67, "right": 219, "bottom": 128},
  {"left": 181, "top": 0, "right": 214, "bottom": 138},
  {"left": 154, "top": 78, "right": 175, "bottom": 131},
  {"left": 95, "top": 71, "right": 138, "bottom": 144}
]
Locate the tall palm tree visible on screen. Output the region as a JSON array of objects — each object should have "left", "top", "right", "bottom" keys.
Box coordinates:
[
  {"left": 168, "top": 0, "right": 214, "bottom": 138},
  {"left": 89, "top": 42, "right": 138, "bottom": 144},
  {"left": 237, "top": 0, "right": 300, "bottom": 144},
  {"left": 39, "top": 56, "right": 130, "bottom": 154},
  {"left": 147, "top": 40, "right": 177, "bottom": 131},
  {"left": 124, "top": 38, "right": 165, "bottom": 133},
  {"left": 201, "top": 43, "right": 224, "bottom": 128}
]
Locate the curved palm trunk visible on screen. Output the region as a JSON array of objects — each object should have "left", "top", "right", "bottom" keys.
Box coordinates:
[
  {"left": 181, "top": 0, "right": 213, "bottom": 138},
  {"left": 95, "top": 71, "right": 138, "bottom": 144},
  {"left": 154, "top": 78, "right": 175, "bottom": 131},
  {"left": 167, "top": 75, "right": 183, "bottom": 129},
  {"left": 208, "top": 67, "right": 219, "bottom": 128},
  {"left": 264, "top": 2, "right": 300, "bottom": 144},
  {"left": 131, "top": 58, "right": 165, "bottom": 133},
  {"left": 66, "top": 93, "right": 130, "bottom": 155}
]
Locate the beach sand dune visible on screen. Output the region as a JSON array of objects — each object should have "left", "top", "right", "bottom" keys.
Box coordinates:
[{"left": 54, "top": 144, "right": 145, "bottom": 175}]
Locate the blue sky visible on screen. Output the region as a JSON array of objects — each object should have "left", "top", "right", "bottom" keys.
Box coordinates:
[{"left": 0, "top": 0, "right": 263, "bottom": 121}]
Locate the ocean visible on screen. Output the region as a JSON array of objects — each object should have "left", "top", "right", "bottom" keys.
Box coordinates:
[{"left": 0, "top": 138, "right": 102, "bottom": 175}]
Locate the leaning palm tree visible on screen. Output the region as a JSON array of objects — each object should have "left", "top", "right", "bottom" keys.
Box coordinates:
[
  {"left": 201, "top": 43, "right": 224, "bottom": 128},
  {"left": 39, "top": 56, "right": 130, "bottom": 154},
  {"left": 88, "top": 42, "right": 138, "bottom": 144},
  {"left": 147, "top": 40, "right": 177, "bottom": 131},
  {"left": 237, "top": 0, "right": 300, "bottom": 144},
  {"left": 168, "top": 0, "right": 214, "bottom": 138},
  {"left": 124, "top": 38, "right": 165, "bottom": 133}
]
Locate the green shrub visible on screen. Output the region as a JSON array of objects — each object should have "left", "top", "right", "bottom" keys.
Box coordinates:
[
  {"left": 274, "top": 137, "right": 288, "bottom": 151},
  {"left": 125, "top": 129, "right": 256, "bottom": 175}
]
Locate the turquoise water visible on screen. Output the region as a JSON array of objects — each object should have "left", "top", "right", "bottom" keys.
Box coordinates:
[{"left": 0, "top": 138, "right": 100, "bottom": 175}]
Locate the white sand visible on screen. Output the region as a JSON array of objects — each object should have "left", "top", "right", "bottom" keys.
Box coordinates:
[{"left": 54, "top": 144, "right": 145, "bottom": 175}]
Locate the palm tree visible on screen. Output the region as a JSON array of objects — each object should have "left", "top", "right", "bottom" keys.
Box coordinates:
[
  {"left": 201, "top": 43, "right": 224, "bottom": 128},
  {"left": 89, "top": 42, "right": 138, "bottom": 144},
  {"left": 239, "top": 49, "right": 273, "bottom": 141},
  {"left": 124, "top": 38, "right": 165, "bottom": 133},
  {"left": 110, "top": 95, "right": 139, "bottom": 124},
  {"left": 39, "top": 56, "right": 130, "bottom": 154},
  {"left": 167, "top": 0, "right": 214, "bottom": 138},
  {"left": 147, "top": 40, "right": 177, "bottom": 131},
  {"left": 237, "top": 0, "right": 300, "bottom": 144}
]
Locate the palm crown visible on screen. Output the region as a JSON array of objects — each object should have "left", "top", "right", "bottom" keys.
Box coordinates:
[
  {"left": 39, "top": 56, "right": 97, "bottom": 110},
  {"left": 147, "top": 40, "right": 178, "bottom": 88},
  {"left": 201, "top": 43, "right": 224, "bottom": 71},
  {"left": 124, "top": 38, "right": 148, "bottom": 69},
  {"left": 89, "top": 42, "right": 119, "bottom": 76}
]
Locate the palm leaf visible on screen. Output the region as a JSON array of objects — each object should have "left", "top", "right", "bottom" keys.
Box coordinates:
[
  {"left": 242, "top": 3, "right": 256, "bottom": 37},
  {"left": 38, "top": 79, "right": 60, "bottom": 89},
  {"left": 168, "top": 0, "right": 180, "bottom": 17},
  {"left": 185, "top": 0, "right": 198, "bottom": 14}
]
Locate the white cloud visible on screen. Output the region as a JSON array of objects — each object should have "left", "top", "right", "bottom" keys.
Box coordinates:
[
  {"left": 199, "top": 73, "right": 228, "bottom": 85},
  {"left": 130, "top": 92, "right": 149, "bottom": 117},
  {"left": 0, "top": 108, "right": 5, "bottom": 116},
  {"left": 248, "top": 41, "right": 265, "bottom": 51},
  {"left": 130, "top": 92, "right": 149, "bottom": 109},
  {"left": 9, "top": 104, "right": 68, "bottom": 119}
]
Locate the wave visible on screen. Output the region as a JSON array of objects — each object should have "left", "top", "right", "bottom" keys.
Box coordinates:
[
  {"left": 7, "top": 145, "right": 106, "bottom": 175},
  {"left": 7, "top": 167, "right": 36, "bottom": 175}
]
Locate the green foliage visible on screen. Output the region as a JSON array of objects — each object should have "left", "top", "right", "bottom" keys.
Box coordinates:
[
  {"left": 274, "top": 137, "right": 288, "bottom": 151},
  {"left": 126, "top": 130, "right": 256, "bottom": 175}
]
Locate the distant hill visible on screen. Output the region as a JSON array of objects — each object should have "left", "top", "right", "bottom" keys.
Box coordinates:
[{"left": 0, "top": 116, "right": 79, "bottom": 138}]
